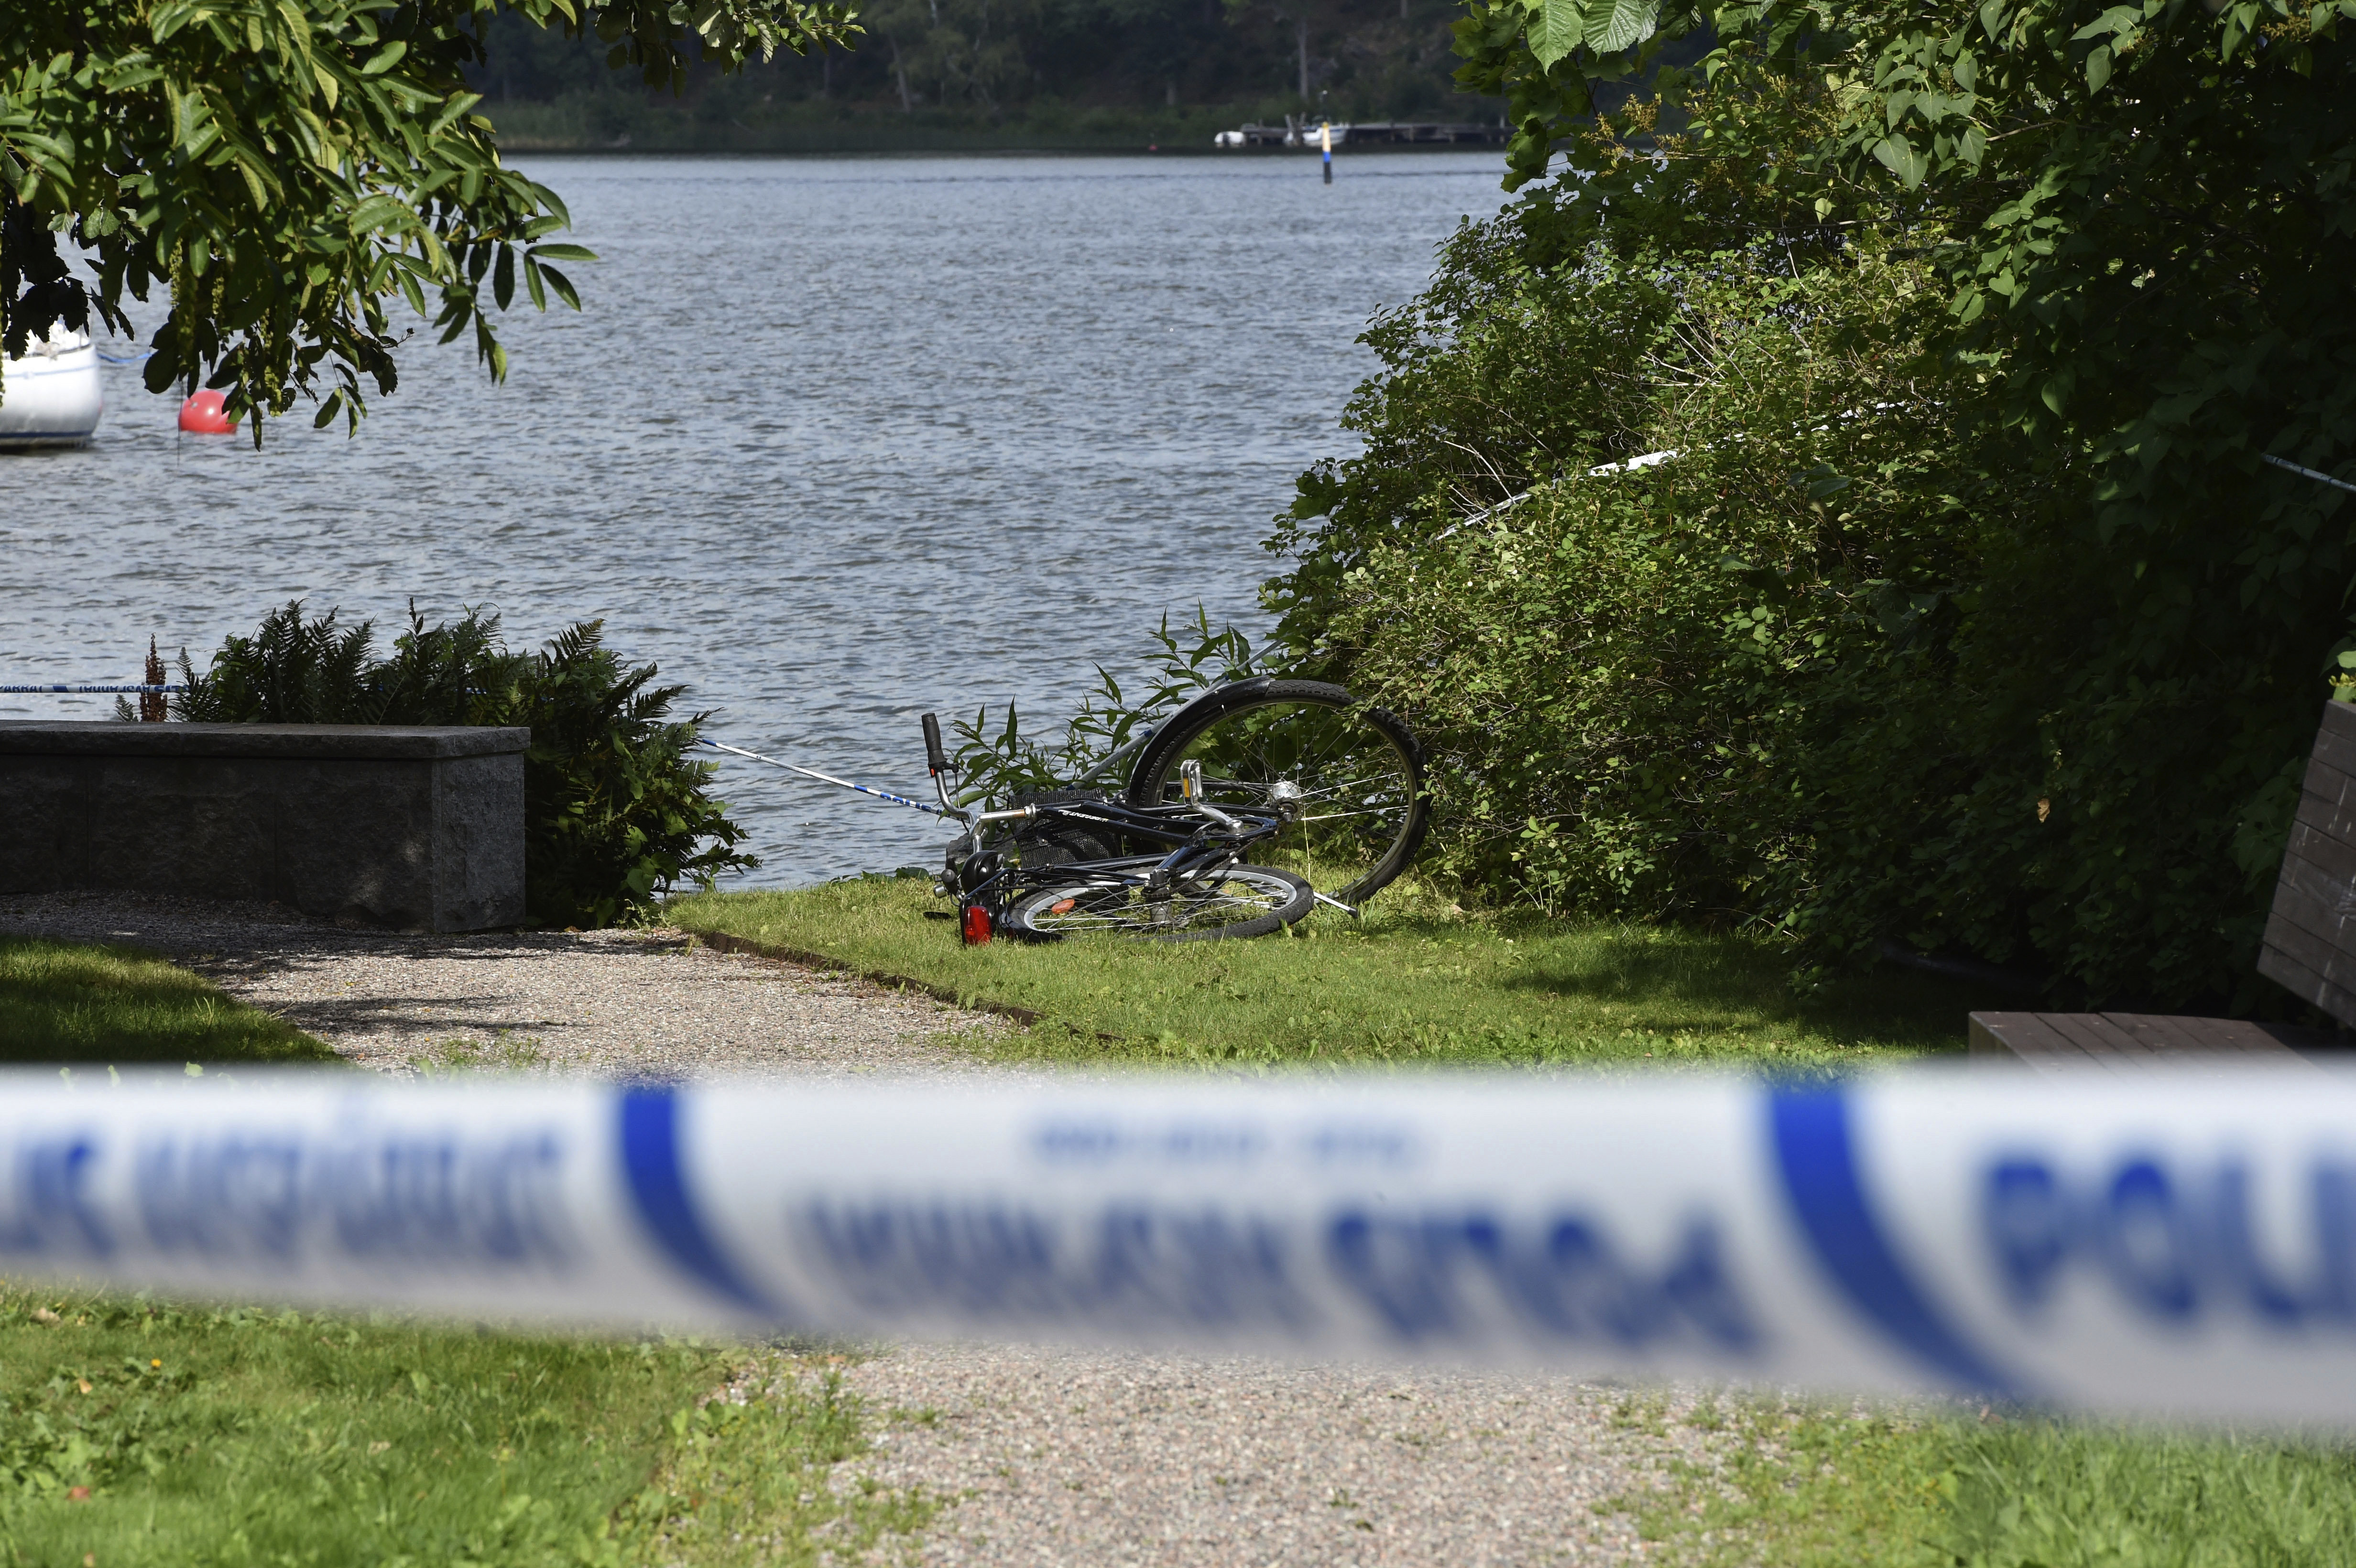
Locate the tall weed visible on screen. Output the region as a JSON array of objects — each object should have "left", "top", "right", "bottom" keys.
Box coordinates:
[{"left": 946, "top": 609, "right": 1277, "bottom": 805}]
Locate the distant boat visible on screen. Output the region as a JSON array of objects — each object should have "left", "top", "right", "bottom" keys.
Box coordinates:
[
  {"left": 0, "top": 326, "right": 104, "bottom": 450},
  {"left": 1214, "top": 119, "right": 1509, "bottom": 149}
]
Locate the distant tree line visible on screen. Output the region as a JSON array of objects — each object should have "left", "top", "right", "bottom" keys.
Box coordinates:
[{"left": 466, "top": 0, "right": 1495, "bottom": 128}]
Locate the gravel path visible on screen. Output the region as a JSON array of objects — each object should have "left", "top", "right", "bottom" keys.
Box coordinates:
[
  {"left": 0, "top": 889, "right": 1005, "bottom": 1077},
  {"left": 2, "top": 891, "right": 1721, "bottom": 1564},
  {"left": 797, "top": 1343, "right": 1723, "bottom": 1567}
]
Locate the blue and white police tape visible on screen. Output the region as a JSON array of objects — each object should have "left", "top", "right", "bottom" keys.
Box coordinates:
[
  {"left": 0, "top": 1067, "right": 2349, "bottom": 1422},
  {"left": 0, "top": 685, "right": 184, "bottom": 695}
]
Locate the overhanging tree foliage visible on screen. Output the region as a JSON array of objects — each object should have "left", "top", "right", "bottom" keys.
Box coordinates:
[
  {"left": 1457, "top": 0, "right": 2356, "bottom": 523},
  {"left": 0, "top": 0, "right": 856, "bottom": 435}
]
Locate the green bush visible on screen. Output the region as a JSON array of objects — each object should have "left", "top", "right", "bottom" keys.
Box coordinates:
[
  {"left": 1265, "top": 67, "right": 2342, "bottom": 1008},
  {"left": 1307, "top": 226, "right": 1997, "bottom": 919},
  {"left": 164, "top": 602, "right": 756, "bottom": 927}
]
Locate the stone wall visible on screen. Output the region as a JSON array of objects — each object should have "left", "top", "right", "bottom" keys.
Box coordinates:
[{"left": 0, "top": 723, "right": 528, "bottom": 932}]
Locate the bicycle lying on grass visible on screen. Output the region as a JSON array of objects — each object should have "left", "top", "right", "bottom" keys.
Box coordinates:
[{"left": 704, "top": 677, "right": 1429, "bottom": 943}]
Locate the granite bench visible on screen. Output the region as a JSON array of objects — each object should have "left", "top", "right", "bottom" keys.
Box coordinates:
[{"left": 0, "top": 721, "right": 527, "bottom": 933}]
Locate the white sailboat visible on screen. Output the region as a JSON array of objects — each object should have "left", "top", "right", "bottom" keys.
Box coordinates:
[{"left": 0, "top": 325, "right": 104, "bottom": 450}]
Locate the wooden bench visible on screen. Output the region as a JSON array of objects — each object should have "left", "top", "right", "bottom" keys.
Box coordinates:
[{"left": 1967, "top": 700, "right": 2356, "bottom": 1071}]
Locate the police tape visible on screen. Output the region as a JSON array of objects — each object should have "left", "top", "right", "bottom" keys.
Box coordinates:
[{"left": 0, "top": 1066, "right": 2350, "bottom": 1422}]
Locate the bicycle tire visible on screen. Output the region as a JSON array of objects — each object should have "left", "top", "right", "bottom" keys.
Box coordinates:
[
  {"left": 1123, "top": 680, "right": 1429, "bottom": 904},
  {"left": 1005, "top": 864, "right": 1314, "bottom": 942}
]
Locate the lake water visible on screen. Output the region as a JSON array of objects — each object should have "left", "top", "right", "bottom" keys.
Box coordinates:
[{"left": 1, "top": 152, "right": 1509, "bottom": 885}]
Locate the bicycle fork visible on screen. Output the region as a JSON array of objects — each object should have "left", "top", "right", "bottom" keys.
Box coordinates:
[{"left": 925, "top": 713, "right": 1003, "bottom": 944}]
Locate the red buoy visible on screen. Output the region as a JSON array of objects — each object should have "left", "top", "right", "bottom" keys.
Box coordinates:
[{"left": 178, "top": 390, "right": 237, "bottom": 434}]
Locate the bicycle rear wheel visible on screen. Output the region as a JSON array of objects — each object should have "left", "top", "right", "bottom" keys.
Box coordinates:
[
  {"left": 1006, "top": 865, "right": 1313, "bottom": 942},
  {"left": 1123, "top": 680, "right": 1429, "bottom": 904}
]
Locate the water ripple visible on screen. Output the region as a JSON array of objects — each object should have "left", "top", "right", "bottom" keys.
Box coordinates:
[{"left": 1, "top": 152, "right": 1506, "bottom": 885}]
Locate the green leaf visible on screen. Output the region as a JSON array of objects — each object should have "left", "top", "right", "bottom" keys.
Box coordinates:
[
  {"left": 1582, "top": 0, "right": 1658, "bottom": 54},
  {"left": 360, "top": 40, "right": 407, "bottom": 76},
  {"left": 493, "top": 245, "right": 515, "bottom": 311},
  {"left": 348, "top": 194, "right": 411, "bottom": 234},
  {"left": 173, "top": 83, "right": 206, "bottom": 152},
  {"left": 538, "top": 263, "right": 581, "bottom": 311},
  {"left": 526, "top": 243, "right": 597, "bottom": 262},
  {"left": 1529, "top": 0, "right": 1585, "bottom": 67},
  {"left": 2070, "top": 6, "right": 2138, "bottom": 40},
  {"left": 2084, "top": 43, "right": 2112, "bottom": 92},
  {"left": 1871, "top": 134, "right": 1928, "bottom": 187},
  {"left": 429, "top": 92, "right": 485, "bottom": 138}
]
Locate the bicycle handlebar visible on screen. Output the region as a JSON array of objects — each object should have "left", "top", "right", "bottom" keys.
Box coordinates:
[{"left": 921, "top": 712, "right": 949, "bottom": 775}]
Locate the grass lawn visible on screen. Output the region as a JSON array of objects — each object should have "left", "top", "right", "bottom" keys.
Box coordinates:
[
  {"left": 1612, "top": 1391, "right": 2356, "bottom": 1567},
  {"left": 0, "top": 936, "right": 929, "bottom": 1566},
  {"left": 0, "top": 1286, "right": 927, "bottom": 1567},
  {"left": 673, "top": 876, "right": 2356, "bottom": 1563},
  {"left": 0, "top": 936, "right": 338, "bottom": 1066},
  {"left": 666, "top": 875, "right": 2009, "bottom": 1067},
  {"left": 22, "top": 907, "right": 2355, "bottom": 1563}
]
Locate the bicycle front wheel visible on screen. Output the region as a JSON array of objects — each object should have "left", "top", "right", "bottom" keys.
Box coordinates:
[
  {"left": 1006, "top": 865, "right": 1314, "bottom": 942},
  {"left": 1124, "top": 680, "right": 1429, "bottom": 904}
]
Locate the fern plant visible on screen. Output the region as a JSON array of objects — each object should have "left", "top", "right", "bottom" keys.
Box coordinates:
[
  {"left": 173, "top": 602, "right": 384, "bottom": 724},
  {"left": 510, "top": 621, "right": 752, "bottom": 929}
]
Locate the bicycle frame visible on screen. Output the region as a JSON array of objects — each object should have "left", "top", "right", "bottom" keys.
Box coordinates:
[
  {"left": 701, "top": 684, "right": 1348, "bottom": 942},
  {"left": 945, "top": 791, "right": 1287, "bottom": 918}
]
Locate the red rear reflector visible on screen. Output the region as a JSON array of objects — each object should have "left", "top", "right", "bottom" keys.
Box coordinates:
[{"left": 961, "top": 904, "right": 993, "bottom": 944}]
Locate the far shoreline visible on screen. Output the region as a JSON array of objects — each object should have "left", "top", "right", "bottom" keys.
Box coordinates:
[
  {"left": 479, "top": 99, "right": 1515, "bottom": 161},
  {"left": 493, "top": 139, "right": 1514, "bottom": 160}
]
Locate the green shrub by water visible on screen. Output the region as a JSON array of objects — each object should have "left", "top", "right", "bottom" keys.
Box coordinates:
[
  {"left": 1257, "top": 66, "right": 2341, "bottom": 1009},
  {"left": 164, "top": 601, "right": 754, "bottom": 928}
]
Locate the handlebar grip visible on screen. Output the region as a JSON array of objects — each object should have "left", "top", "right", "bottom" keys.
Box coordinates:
[{"left": 921, "top": 712, "right": 948, "bottom": 775}]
